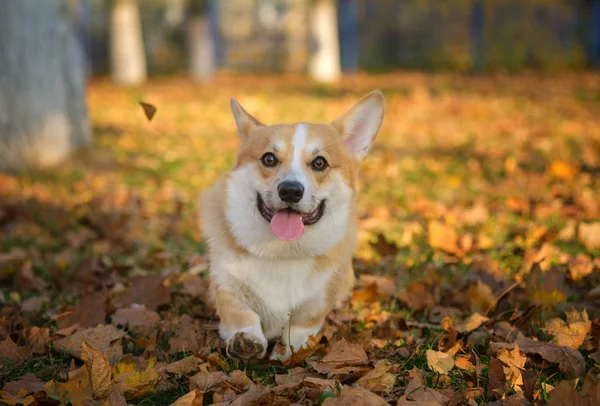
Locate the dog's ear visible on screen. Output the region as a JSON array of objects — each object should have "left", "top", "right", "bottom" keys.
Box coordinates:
[
  {"left": 331, "top": 90, "right": 385, "bottom": 161},
  {"left": 230, "top": 98, "right": 265, "bottom": 139}
]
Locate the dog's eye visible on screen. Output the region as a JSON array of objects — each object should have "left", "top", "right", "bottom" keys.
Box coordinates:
[
  {"left": 311, "top": 156, "right": 328, "bottom": 171},
  {"left": 261, "top": 152, "right": 278, "bottom": 167}
]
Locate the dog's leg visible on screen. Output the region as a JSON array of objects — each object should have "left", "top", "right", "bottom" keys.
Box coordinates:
[
  {"left": 269, "top": 308, "right": 325, "bottom": 362},
  {"left": 214, "top": 285, "right": 267, "bottom": 360}
]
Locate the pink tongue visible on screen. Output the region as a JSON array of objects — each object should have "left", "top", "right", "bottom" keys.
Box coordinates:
[{"left": 270, "top": 211, "right": 304, "bottom": 241}]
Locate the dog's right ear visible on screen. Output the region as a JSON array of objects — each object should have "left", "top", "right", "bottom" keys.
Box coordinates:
[{"left": 230, "top": 98, "right": 265, "bottom": 139}]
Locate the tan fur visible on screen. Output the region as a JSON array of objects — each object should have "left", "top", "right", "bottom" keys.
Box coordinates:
[{"left": 199, "top": 91, "right": 384, "bottom": 361}]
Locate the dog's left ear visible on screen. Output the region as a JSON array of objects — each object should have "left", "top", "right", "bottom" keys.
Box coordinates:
[
  {"left": 332, "top": 90, "right": 385, "bottom": 161},
  {"left": 230, "top": 97, "right": 265, "bottom": 139}
]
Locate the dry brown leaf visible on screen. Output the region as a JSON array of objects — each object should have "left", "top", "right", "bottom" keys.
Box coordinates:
[
  {"left": 170, "top": 389, "right": 204, "bottom": 406},
  {"left": 1, "top": 373, "right": 44, "bottom": 396},
  {"left": 168, "top": 315, "right": 201, "bottom": 354},
  {"left": 43, "top": 365, "right": 93, "bottom": 405},
  {"left": 112, "top": 356, "right": 162, "bottom": 399},
  {"left": 322, "top": 385, "right": 389, "bottom": 406},
  {"left": 396, "top": 281, "right": 437, "bottom": 311},
  {"left": 181, "top": 275, "right": 210, "bottom": 299},
  {"left": 428, "top": 221, "right": 460, "bottom": 254},
  {"left": 0, "top": 337, "right": 32, "bottom": 366},
  {"left": 467, "top": 280, "right": 495, "bottom": 314},
  {"left": 139, "top": 102, "right": 157, "bottom": 121},
  {"left": 578, "top": 222, "right": 600, "bottom": 251},
  {"left": 544, "top": 309, "right": 591, "bottom": 349},
  {"left": 114, "top": 274, "right": 170, "bottom": 311},
  {"left": 25, "top": 326, "right": 50, "bottom": 354},
  {"left": 359, "top": 274, "right": 397, "bottom": 295},
  {"left": 426, "top": 349, "right": 454, "bottom": 375},
  {"left": 106, "top": 388, "right": 131, "bottom": 406},
  {"left": 497, "top": 342, "right": 527, "bottom": 391},
  {"left": 320, "top": 338, "right": 369, "bottom": 366},
  {"left": 454, "top": 312, "right": 489, "bottom": 333},
  {"left": 53, "top": 324, "right": 124, "bottom": 362},
  {"left": 81, "top": 340, "right": 112, "bottom": 398},
  {"left": 166, "top": 356, "right": 206, "bottom": 375},
  {"left": 398, "top": 367, "right": 449, "bottom": 405},
  {"left": 487, "top": 357, "right": 507, "bottom": 396},
  {"left": 188, "top": 368, "right": 226, "bottom": 393},
  {"left": 546, "top": 377, "right": 600, "bottom": 406},
  {"left": 0, "top": 389, "right": 35, "bottom": 406},
  {"left": 20, "top": 295, "right": 49, "bottom": 316},
  {"left": 111, "top": 305, "right": 161, "bottom": 335},
  {"left": 515, "top": 334, "right": 585, "bottom": 377},
  {"left": 57, "top": 290, "right": 108, "bottom": 329},
  {"left": 356, "top": 360, "right": 396, "bottom": 393}
]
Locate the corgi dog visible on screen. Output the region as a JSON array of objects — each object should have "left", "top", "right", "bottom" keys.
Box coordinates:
[{"left": 199, "top": 91, "right": 385, "bottom": 362}]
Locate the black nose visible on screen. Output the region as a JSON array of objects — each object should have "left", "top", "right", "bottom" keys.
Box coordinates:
[{"left": 278, "top": 181, "right": 304, "bottom": 203}]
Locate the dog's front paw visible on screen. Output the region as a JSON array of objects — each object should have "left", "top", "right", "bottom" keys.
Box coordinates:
[{"left": 226, "top": 332, "right": 267, "bottom": 360}]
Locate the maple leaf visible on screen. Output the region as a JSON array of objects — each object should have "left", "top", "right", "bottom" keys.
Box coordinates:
[
  {"left": 544, "top": 309, "right": 591, "bottom": 349},
  {"left": 43, "top": 365, "right": 94, "bottom": 405},
  {"left": 426, "top": 349, "right": 454, "bottom": 375},
  {"left": 0, "top": 389, "right": 35, "bottom": 406},
  {"left": 53, "top": 324, "right": 124, "bottom": 362},
  {"left": 497, "top": 342, "right": 527, "bottom": 392},
  {"left": 112, "top": 356, "right": 162, "bottom": 399},
  {"left": 0, "top": 337, "right": 32, "bottom": 366}
]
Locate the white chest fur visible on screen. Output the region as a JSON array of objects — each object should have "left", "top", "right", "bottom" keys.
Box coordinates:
[{"left": 211, "top": 248, "right": 332, "bottom": 338}]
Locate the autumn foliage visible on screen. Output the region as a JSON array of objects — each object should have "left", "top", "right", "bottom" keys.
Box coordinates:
[{"left": 1, "top": 73, "right": 600, "bottom": 405}]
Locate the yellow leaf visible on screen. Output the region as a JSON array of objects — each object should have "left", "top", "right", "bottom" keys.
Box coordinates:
[
  {"left": 426, "top": 349, "right": 454, "bottom": 375},
  {"left": 531, "top": 290, "right": 567, "bottom": 308},
  {"left": 81, "top": 340, "right": 112, "bottom": 398},
  {"left": 497, "top": 343, "right": 527, "bottom": 392},
  {"left": 355, "top": 360, "right": 397, "bottom": 393},
  {"left": 468, "top": 280, "right": 495, "bottom": 314},
  {"left": 43, "top": 365, "right": 94, "bottom": 405},
  {"left": 112, "top": 356, "right": 161, "bottom": 399},
  {"left": 428, "top": 221, "right": 460, "bottom": 255},
  {"left": 549, "top": 160, "right": 578, "bottom": 180},
  {"left": 543, "top": 309, "right": 591, "bottom": 350}
]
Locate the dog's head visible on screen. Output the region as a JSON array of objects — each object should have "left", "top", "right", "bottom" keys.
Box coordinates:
[{"left": 224, "top": 91, "right": 385, "bottom": 258}]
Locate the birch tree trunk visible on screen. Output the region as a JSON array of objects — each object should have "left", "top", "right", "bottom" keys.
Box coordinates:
[
  {"left": 187, "top": 0, "right": 216, "bottom": 83},
  {"left": 308, "top": 0, "right": 341, "bottom": 83},
  {"left": 110, "top": 0, "right": 147, "bottom": 85},
  {"left": 0, "top": 0, "right": 92, "bottom": 171}
]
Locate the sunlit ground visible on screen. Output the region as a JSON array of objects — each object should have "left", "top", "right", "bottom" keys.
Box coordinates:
[{"left": 2, "top": 72, "right": 600, "bottom": 404}]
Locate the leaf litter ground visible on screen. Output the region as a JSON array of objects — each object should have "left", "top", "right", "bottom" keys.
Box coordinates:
[{"left": 1, "top": 73, "right": 600, "bottom": 405}]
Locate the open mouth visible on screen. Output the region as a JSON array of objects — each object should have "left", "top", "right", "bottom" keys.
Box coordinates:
[{"left": 257, "top": 193, "right": 325, "bottom": 241}]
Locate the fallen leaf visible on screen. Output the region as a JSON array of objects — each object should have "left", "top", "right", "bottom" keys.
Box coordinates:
[
  {"left": 578, "top": 222, "right": 600, "bottom": 251},
  {"left": 0, "top": 337, "right": 32, "bottom": 366},
  {"left": 43, "top": 365, "right": 93, "bottom": 405},
  {"left": 53, "top": 324, "right": 124, "bottom": 362},
  {"left": 568, "top": 254, "right": 594, "bottom": 281},
  {"left": 549, "top": 160, "right": 578, "bottom": 180},
  {"left": 320, "top": 339, "right": 369, "bottom": 366},
  {"left": 1, "top": 373, "right": 44, "bottom": 396},
  {"left": 497, "top": 343, "right": 527, "bottom": 391},
  {"left": 359, "top": 274, "right": 397, "bottom": 295},
  {"left": 428, "top": 221, "right": 460, "bottom": 255},
  {"left": 25, "top": 326, "right": 50, "bottom": 354},
  {"left": 322, "top": 385, "right": 388, "bottom": 406},
  {"left": 81, "top": 340, "right": 112, "bottom": 398},
  {"left": 20, "top": 295, "right": 49, "bottom": 316},
  {"left": 454, "top": 356, "right": 475, "bottom": 371},
  {"left": 487, "top": 357, "right": 507, "bottom": 396},
  {"left": 188, "top": 368, "right": 226, "bottom": 392},
  {"left": 166, "top": 355, "right": 206, "bottom": 375},
  {"left": 139, "top": 101, "right": 157, "bottom": 121},
  {"left": 112, "top": 356, "right": 162, "bottom": 399},
  {"left": 170, "top": 389, "right": 204, "bottom": 406},
  {"left": 114, "top": 274, "right": 170, "bottom": 311},
  {"left": 58, "top": 290, "right": 108, "bottom": 329},
  {"left": 111, "top": 304, "right": 161, "bottom": 335},
  {"left": 356, "top": 360, "right": 397, "bottom": 393},
  {"left": 426, "top": 349, "right": 454, "bottom": 374},
  {"left": 454, "top": 312, "right": 489, "bottom": 333},
  {"left": 181, "top": 275, "right": 209, "bottom": 300},
  {"left": 0, "top": 389, "right": 35, "bottom": 406},
  {"left": 516, "top": 334, "right": 585, "bottom": 377},
  {"left": 398, "top": 367, "right": 449, "bottom": 405},
  {"left": 168, "top": 315, "right": 201, "bottom": 354},
  {"left": 467, "top": 280, "right": 495, "bottom": 314},
  {"left": 544, "top": 308, "right": 591, "bottom": 349}
]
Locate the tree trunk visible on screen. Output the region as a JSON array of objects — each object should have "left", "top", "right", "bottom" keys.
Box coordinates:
[
  {"left": 110, "top": 0, "right": 147, "bottom": 85},
  {"left": 308, "top": 0, "right": 341, "bottom": 83},
  {"left": 0, "top": 0, "right": 92, "bottom": 171},
  {"left": 187, "top": 0, "right": 216, "bottom": 83}
]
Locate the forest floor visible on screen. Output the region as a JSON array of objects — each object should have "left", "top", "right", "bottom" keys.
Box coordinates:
[{"left": 1, "top": 72, "right": 600, "bottom": 406}]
